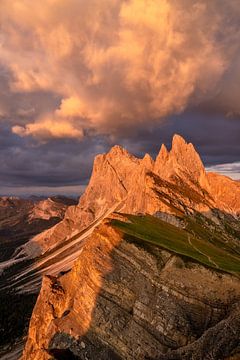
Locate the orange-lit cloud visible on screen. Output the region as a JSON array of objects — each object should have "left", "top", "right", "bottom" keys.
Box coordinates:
[
  {"left": 0, "top": 0, "right": 240, "bottom": 139},
  {"left": 12, "top": 119, "right": 83, "bottom": 140}
]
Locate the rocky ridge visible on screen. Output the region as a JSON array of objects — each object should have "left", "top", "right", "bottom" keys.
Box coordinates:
[
  {"left": 28, "top": 197, "right": 75, "bottom": 221},
  {"left": 21, "top": 135, "right": 240, "bottom": 258},
  {"left": 22, "top": 220, "right": 240, "bottom": 360},
  {"left": 0, "top": 195, "right": 77, "bottom": 358},
  {"left": 21, "top": 135, "right": 240, "bottom": 360}
]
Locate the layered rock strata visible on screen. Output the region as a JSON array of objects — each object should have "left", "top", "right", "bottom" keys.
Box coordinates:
[
  {"left": 21, "top": 135, "right": 240, "bottom": 360},
  {"left": 22, "top": 221, "right": 240, "bottom": 360}
]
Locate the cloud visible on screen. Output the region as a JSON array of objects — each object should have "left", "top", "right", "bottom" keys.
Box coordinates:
[
  {"left": 12, "top": 119, "right": 83, "bottom": 140},
  {"left": 56, "top": 97, "right": 86, "bottom": 118},
  {"left": 206, "top": 162, "right": 240, "bottom": 180},
  {"left": 12, "top": 97, "right": 86, "bottom": 139},
  {"left": 0, "top": 123, "right": 104, "bottom": 192},
  {"left": 0, "top": 0, "right": 239, "bottom": 140},
  {"left": 0, "top": 111, "right": 239, "bottom": 196}
]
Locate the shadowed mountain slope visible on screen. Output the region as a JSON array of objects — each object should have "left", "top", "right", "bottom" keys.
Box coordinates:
[{"left": 0, "top": 196, "right": 77, "bottom": 357}]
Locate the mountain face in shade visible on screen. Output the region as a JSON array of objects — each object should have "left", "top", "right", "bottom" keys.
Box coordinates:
[
  {"left": 20, "top": 135, "right": 240, "bottom": 360},
  {"left": 0, "top": 195, "right": 77, "bottom": 358}
]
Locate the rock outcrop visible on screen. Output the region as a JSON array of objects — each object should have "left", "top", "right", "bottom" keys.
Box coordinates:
[
  {"left": 154, "top": 135, "right": 208, "bottom": 189},
  {"left": 21, "top": 134, "right": 240, "bottom": 360},
  {"left": 22, "top": 134, "right": 240, "bottom": 258},
  {"left": 22, "top": 220, "right": 240, "bottom": 360},
  {"left": 207, "top": 172, "right": 240, "bottom": 214},
  {"left": 0, "top": 195, "right": 77, "bottom": 357}
]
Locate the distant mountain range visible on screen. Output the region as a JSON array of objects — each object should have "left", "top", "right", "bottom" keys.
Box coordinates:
[
  {"left": 0, "top": 195, "right": 77, "bottom": 262},
  {"left": 1, "top": 135, "right": 240, "bottom": 360}
]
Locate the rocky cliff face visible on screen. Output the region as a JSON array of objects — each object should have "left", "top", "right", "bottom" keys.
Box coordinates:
[
  {"left": 154, "top": 135, "right": 207, "bottom": 189},
  {"left": 22, "top": 219, "right": 240, "bottom": 360},
  {"left": 22, "top": 135, "right": 240, "bottom": 258},
  {"left": 207, "top": 172, "right": 240, "bottom": 214},
  {"left": 0, "top": 195, "right": 77, "bottom": 358},
  {"left": 21, "top": 135, "right": 240, "bottom": 360}
]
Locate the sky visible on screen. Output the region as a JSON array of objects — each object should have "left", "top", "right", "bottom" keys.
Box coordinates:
[{"left": 0, "top": 0, "right": 239, "bottom": 196}]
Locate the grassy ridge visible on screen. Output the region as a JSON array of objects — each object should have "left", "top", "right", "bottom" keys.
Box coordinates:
[{"left": 111, "top": 214, "right": 240, "bottom": 276}]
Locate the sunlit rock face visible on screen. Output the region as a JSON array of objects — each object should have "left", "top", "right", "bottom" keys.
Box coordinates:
[
  {"left": 0, "top": 195, "right": 77, "bottom": 358},
  {"left": 207, "top": 172, "right": 240, "bottom": 215},
  {"left": 22, "top": 134, "right": 240, "bottom": 258},
  {"left": 22, "top": 221, "right": 240, "bottom": 360},
  {"left": 21, "top": 135, "right": 240, "bottom": 360},
  {"left": 28, "top": 197, "right": 74, "bottom": 221},
  {"left": 154, "top": 134, "right": 207, "bottom": 187}
]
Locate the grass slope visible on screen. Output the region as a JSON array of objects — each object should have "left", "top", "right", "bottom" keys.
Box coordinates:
[{"left": 111, "top": 214, "right": 240, "bottom": 276}]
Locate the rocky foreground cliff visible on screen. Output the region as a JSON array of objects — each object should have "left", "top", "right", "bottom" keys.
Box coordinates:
[
  {"left": 0, "top": 196, "right": 77, "bottom": 358},
  {"left": 21, "top": 135, "right": 240, "bottom": 360},
  {"left": 22, "top": 220, "right": 240, "bottom": 360}
]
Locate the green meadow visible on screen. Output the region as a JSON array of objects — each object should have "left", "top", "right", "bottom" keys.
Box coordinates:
[{"left": 111, "top": 214, "right": 240, "bottom": 276}]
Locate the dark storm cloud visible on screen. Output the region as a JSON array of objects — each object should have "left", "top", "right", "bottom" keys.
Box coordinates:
[
  {"left": 112, "top": 110, "right": 240, "bottom": 166},
  {"left": 0, "top": 110, "right": 239, "bottom": 194},
  {"left": 0, "top": 123, "right": 108, "bottom": 189}
]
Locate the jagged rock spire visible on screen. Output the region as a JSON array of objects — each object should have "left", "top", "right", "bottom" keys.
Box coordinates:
[
  {"left": 22, "top": 134, "right": 240, "bottom": 259},
  {"left": 142, "top": 153, "right": 154, "bottom": 170},
  {"left": 154, "top": 134, "right": 206, "bottom": 186},
  {"left": 155, "top": 143, "right": 169, "bottom": 170}
]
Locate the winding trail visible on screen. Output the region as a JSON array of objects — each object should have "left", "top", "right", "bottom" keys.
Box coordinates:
[{"left": 187, "top": 235, "right": 219, "bottom": 269}]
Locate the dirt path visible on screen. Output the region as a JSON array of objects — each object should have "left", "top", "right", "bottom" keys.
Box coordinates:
[{"left": 187, "top": 235, "right": 219, "bottom": 269}]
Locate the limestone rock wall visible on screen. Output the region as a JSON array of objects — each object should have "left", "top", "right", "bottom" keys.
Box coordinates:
[
  {"left": 22, "top": 222, "right": 240, "bottom": 360},
  {"left": 22, "top": 135, "right": 240, "bottom": 257}
]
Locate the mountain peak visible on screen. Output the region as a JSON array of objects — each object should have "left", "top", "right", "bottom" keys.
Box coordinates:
[
  {"left": 142, "top": 153, "right": 154, "bottom": 169},
  {"left": 104, "top": 145, "right": 140, "bottom": 168},
  {"left": 157, "top": 143, "right": 169, "bottom": 160},
  {"left": 154, "top": 134, "right": 206, "bottom": 186},
  {"left": 171, "top": 134, "right": 199, "bottom": 161},
  {"left": 91, "top": 144, "right": 138, "bottom": 176},
  {"left": 173, "top": 136, "right": 205, "bottom": 173},
  {"left": 20, "top": 133, "right": 240, "bottom": 263},
  {"left": 154, "top": 144, "right": 168, "bottom": 172},
  {"left": 172, "top": 134, "right": 187, "bottom": 148},
  {"left": 108, "top": 145, "right": 130, "bottom": 157}
]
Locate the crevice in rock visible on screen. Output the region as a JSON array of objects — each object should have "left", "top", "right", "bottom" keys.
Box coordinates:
[{"left": 106, "top": 159, "right": 128, "bottom": 193}]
